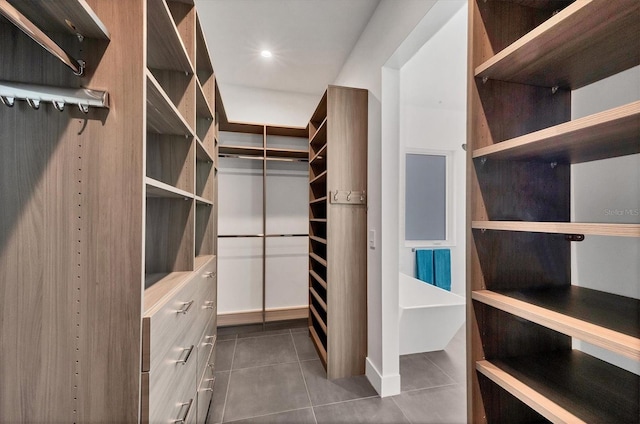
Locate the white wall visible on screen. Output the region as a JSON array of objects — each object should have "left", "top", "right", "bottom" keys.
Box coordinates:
[
  {"left": 570, "top": 65, "right": 640, "bottom": 375},
  {"left": 219, "top": 83, "right": 318, "bottom": 127},
  {"left": 398, "top": 5, "right": 467, "bottom": 297},
  {"left": 334, "top": 0, "right": 465, "bottom": 396}
]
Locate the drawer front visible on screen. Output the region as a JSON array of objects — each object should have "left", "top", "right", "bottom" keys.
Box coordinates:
[
  {"left": 197, "top": 313, "right": 217, "bottom": 382},
  {"left": 144, "top": 348, "right": 197, "bottom": 424},
  {"left": 144, "top": 275, "right": 201, "bottom": 372},
  {"left": 194, "top": 259, "right": 216, "bottom": 341},
  {"left": 196, "top": 350, "right": 216, "bottom": 424}
]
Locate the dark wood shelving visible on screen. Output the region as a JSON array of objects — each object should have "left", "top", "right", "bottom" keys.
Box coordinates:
[
  {"left": 473, "top": 286, "right": 640, "bottom": 360},
  {"left": 309, "top": 270, "right": 327, "bottom": 290},
  {"left": 309, "top": 252, "right": 327, "bottom": 267},
  {"left": 477, "top": 350, "right": 639, "bottom": 423},
  {"left": 473, "top": 101, "right": 640, "bottom": 163},
  {"left": 475, "top": 0, "right": 640, "bottom": 89}
]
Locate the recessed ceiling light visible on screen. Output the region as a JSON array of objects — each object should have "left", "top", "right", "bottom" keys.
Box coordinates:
[{"left": 260, "top": 50, "right": 272, "bottom": 58}]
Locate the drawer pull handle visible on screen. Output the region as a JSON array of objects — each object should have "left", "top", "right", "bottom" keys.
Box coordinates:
[
  {"left": 204, "top": 300, "right": 215, "bottom": 309},
  {"left": 203, "top": 334, "right": 216, "bottom": 347},
  {"left": 176, "top": 345, "right": 194, "bottom": 365},
  {"left": 174, "top": 398, "right": 194, "bottom": 423},
  {"left": 203, "top": 271, "right": 215, "bottom": 279},
  {"left": 203, "top": 377, "right": 215, "bottom": 392},
  {"left": 177, "top": 300, "right": 194, "bottom": 314}
]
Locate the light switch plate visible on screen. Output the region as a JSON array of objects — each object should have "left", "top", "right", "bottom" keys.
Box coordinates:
[{"left": 369, "top": 229, "right": 376, "bottom": 249}]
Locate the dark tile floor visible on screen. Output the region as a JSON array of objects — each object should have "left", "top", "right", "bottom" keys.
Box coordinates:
[{"left": 207, "top": 320, "right": 466, "bottom": 424}]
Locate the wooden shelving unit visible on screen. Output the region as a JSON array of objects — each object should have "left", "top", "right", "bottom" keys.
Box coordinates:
[
  {"left": 0, "top": 0, "right": 218, "bottom": 422},
  {"left": 467, "top": 0, "right": 640, "bottom": 422},
  {"left": 216, "top": 96, "right": 309, "bottom": 327},
  {"left": 307, "top": 85, "right": 368, "bottom": 379}
]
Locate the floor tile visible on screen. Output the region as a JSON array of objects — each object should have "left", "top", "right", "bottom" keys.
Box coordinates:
[
  {"left": 218, "top": 333, "right": 238, "bottom": 341},
  {"left": 224, "top": 408, "right": 316, "bottom": 424},
  {"left": 301, "top": 360, "right": 377, "bottom": 406},
  {"left": 237, "top": 328, "right": 292, "bottom": 339},
  {"left": 422, "top": 349, "right": 466, "bottom": 385},
  {"left": 216, "top": 340, "right": 236, "bottom": 372},
  {"left": 290, "top": 326, "right": 308, "bottom": 334},
  {"left": 400, "top": 353, "right": 456, "bottom": 392},
  {"left": 392, "top": 384, "right": 466, "bottom": 424},
  {"left": 207, "top": 371, "right": 230, "bottom": 424},
  {"left": 232, "top": 334, "right": 298, "bottom": 369},
  {"left": 292, "top": 331, "right": 319, "bottom": 361},
  {"left": 314, "top": 397, "right": 410, "bottom": 424},
  {"left": 223, "top": 362, "right": 311, "bottom": 422}
]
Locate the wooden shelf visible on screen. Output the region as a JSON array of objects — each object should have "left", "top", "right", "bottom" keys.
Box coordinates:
[
  {"left": 266, "top": 125, "right": 308, "bottom": 138},
  {"left": 195, "top": 138, "right": 214, "bottom": 162},
  {"left": 309, "top": 325, "right": 327, "bottom": 364},
  {"left": 477, "top": 350, "right": 639, "bottom": 423},
  {"left": 475, "top": 0, "right": 640, "bottom": 89},
  {"left": 7, "top": 0, "right": 110, "bottom": 40},
  {"left": 472, "top": 221, "right": 640, "bottom": 238},
  {"left": 146, "top": 70, "right": 193, "bottom": 136},
  {"left": 473, "top": 101, "right": 640, "bottom": 163},
  {"left": 310, "top": 170, "right": 327, "bottom": 185},
  {"left": 310, "top": 219, "right": 327, "bottom": 223},
  {"left": 310, "top": 196, "right": 327, "bottom": 205},
  {"left": 309, "top": 252, "right": 327, "bottom": 267},
  {"left": 218, "top": 145, "right": 263, "bottom": 157},
  {"left": 310, "top": 144, "right": 327, "bottom": 164},
  {"left": 473, "top": 287, "right": 640, "bottom": 360},
  {"left": 195, "top": 81, "right": 214, "bottom": 119},
  {"left": 194, "top": 16, "right": 214, "bottom": 84},
  {"left": 310, "top": 118, "right": 327, "bottom": 148},
  {"left": 145, "top": 177, "right": 193, "bottom": 199},
  {"left": 310, "top": 304, "right": 327, "bottom": 334},
  {"left": 309, "top": 91, "right": 327, "bottom": 131},
  {"left": 147, "top": 0, "right": 193, "bottom": 72},
  {"left": 195, "top": 196, "right": 213, "bottom": 206},
  {"left": 310, "top": 287, "right": 327, "bottom": 312},
  {"left": 194, "top": 254, "right": 215, "bottom": 271},
  {"left": 309, "top": 235, "right": 327, "bottom": 245},
  {"left": 309, "top": 270, "right": 327, "bottom": 290},
  {"left": 265, "top": 147, "right": 308, "bottom": 159}
]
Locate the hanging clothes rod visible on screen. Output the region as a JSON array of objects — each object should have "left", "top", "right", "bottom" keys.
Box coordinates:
[
  {"left": 0, "top": 80, "right": 109, "bottom": 112},
  {"left": 0, "top": 0, "right": 85, "bottom": 76},
  {"left": 218, "top": 153, "right": 308, "bottom": 163}
]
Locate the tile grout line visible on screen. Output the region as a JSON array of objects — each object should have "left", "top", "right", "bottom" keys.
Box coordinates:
[
  {"left": 291, "top": 331, "right": 319, "bottom": 424},
  {"left": 400, "top": 381, "right": 460, "bottom": 395},
  {"left": 420, "top": 352, "right": 463, "bottom": 385},
  {"left": 219, "top": 335, "right": 238, "bottom": 424},
  {"left": 222, "top": 407, "right": 313, "bottom": 424},
  {"left": 311, "top": 394, "right": 381, "bottom": 409},
  {"left": 390, "top": 395, "right": 414, "bottom": 424}
]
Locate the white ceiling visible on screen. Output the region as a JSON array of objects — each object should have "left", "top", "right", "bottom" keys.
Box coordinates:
[{"left": 194, "top": 0, "right": 381, "bottom": 95}]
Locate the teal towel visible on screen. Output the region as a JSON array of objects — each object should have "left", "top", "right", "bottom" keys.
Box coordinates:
[
  {"left": 415, "top": 249, "right": 434, "bottom": 285},
  {"left": 434, "top": 249, "right": 451, "bottom": 291}
]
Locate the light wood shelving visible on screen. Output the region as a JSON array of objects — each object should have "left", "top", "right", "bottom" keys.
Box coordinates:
[
  {"left": 216, "top": 96, "right": 309, "bottom": 327},
  {"left": 467, "top": 0, "right": 640, "bottom": 422},
  {"left": 307, "top": 85, "right": 368, "bottom": 379},
  {"left": 0, "top": 0, "right": 218, "bottom": 422}
]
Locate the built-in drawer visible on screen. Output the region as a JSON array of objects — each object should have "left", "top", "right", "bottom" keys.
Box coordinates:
[
  {"left": 197, "top": 313, "right": 217, "bottom": 382},
  {"left": 143, "top": 275, "right": 201, "bottom": 372},
  {"left": 142, "top": 346, "right": 197, "bottom": 424},
  {"left": 143, "top": 257, "right": 216, "bottom": 372},
  {"left": 196, "top": 348, "right": 216, "bottom": 423}
]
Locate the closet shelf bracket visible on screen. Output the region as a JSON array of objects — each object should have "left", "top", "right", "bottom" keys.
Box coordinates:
[
  {"left": 0, "top": 81, "right": 109, "bottom": 112},
  {"left": 0, "top": 0, "right": 85, "bottom": 76}
]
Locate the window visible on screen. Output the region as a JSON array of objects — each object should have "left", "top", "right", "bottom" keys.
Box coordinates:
[{"left": 404, "top": 150, "right": 454, "bottom": 246}]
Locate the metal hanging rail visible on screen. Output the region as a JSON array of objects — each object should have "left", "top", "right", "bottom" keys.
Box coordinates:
[
  {"left": 0, "top": 80, "right": 109, "bottom": 112},
  {"left": 0, "top": 0, "right": 85, "bottom": 76},
  {"left": 0, "top": 80, "right": 109, "bottom": 113},
  {"left": 218, "top": 153, "right": 308, "bottom": 163}
]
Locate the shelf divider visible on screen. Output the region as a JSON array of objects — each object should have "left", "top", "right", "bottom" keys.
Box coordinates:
[{"left": 472, "top": 221, "right": 640, "bottom": 238}]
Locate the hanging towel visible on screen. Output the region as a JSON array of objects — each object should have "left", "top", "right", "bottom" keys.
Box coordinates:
[
  {"left": 415, "top": 249, "right": 434, "bottom": 285},
  {"left": 434, "top": 249, "right": 451, "bottom": 291}
]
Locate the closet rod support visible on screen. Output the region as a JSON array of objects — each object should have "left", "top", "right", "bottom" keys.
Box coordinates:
[{"left": 0, "top": 0, "right": 85, "bottom": 76}]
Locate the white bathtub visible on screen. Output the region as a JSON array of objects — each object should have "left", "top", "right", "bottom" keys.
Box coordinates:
[{"left": 399, "top": 272, "right": 465, "bottom": 355}]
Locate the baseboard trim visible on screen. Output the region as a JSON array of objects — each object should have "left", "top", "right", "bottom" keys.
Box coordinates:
[
  {"left": 218, "top": 306, "right": 308, "bottom": 327},
  {"left": 366, "top": 357, "right": 401, "bottom": 398}
]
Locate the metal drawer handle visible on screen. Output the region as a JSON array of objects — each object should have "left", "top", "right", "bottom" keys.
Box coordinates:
[
  {"left": 202, "top": 335, "right": 215, "bottom": 347},
  {"left": 203, "top": 377, "right": 215, "bottom": 392},
  {"left": 176, "top": 300, "right": 194, "bottom": 314},
  {"left": 204, "top": 300, "right": 215, "bottom": 309},
  {"left": 203, "top": 271, "right": 215, "bottom": 279},
  {"left": 176, "top": 345, "right": 194, "bottom": 365},
  {"left": 173, "top": 398, "right": 194, "bottom": 423}
]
